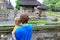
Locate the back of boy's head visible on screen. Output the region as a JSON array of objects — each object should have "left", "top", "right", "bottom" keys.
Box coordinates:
[
  {"left": 20, "top": 13, "right": 29, "bottom": 24},
  {"left": 14, "top": 17, "right": 21, "bottom": 25}
]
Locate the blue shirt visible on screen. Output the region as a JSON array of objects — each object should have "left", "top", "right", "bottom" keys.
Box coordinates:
[{"left": 15, "top": 24, "right": 33, "bottom": 40}]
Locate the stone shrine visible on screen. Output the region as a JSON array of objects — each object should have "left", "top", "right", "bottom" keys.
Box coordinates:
[{"left": 0, "top": 0, "right": 9, "bottom": 21}]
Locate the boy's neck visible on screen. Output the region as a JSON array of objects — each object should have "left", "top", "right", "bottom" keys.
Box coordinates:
[{"left": 23, "top": 23, "right": 28, "bottom": 26}]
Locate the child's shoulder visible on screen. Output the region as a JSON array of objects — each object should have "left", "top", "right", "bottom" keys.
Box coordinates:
[{"left": 14, "top": 26, "right": 19, "bottom": 29}]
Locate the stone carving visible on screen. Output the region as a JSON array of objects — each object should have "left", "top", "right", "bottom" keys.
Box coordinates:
[
  {"left": 0, "top": 2, "right": 9, "bottom": 21},
  {"left": 13, "top": 9, "right": 18, "bottom": 18}
]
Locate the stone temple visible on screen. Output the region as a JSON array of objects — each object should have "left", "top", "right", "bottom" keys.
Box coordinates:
[
  {"left": 19, "top": 0, "right": 49, "bottom": 20},
  {"left": 0, "top": 0, "right": 13, "bottom": 21}
]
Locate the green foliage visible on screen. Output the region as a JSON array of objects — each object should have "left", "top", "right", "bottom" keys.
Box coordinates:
[
  {"left": 16, "top": 0, "right": 21, "bottom": 10},
  {"left": 44, "top": 0, "right": 60, "bottom": 12}
]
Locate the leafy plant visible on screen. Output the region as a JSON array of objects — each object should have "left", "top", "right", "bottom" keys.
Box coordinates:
[
  {"left": 44, "top": 0, "right": 60, "bottom": 12},
  {"left": 16, "top": 0, "right": 21, "bottom": 10}
]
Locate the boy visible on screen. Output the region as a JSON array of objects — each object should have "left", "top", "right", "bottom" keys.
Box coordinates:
[
  {"left": 12, "top": 17, "right": 21, "bottom": 40},
  {"left": 15, "top": 13, "right": 33, "bottom": 40}
]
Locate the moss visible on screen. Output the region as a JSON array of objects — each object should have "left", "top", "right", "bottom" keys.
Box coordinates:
[
  {"left": 28, "top": 20, "right": 49, "bottom": 24},
  {"left": 0, "top": 24, "right": 60, "bottom": 32},
  {"left": 33, "top": 25, "right": 60, "bottom": 31}
]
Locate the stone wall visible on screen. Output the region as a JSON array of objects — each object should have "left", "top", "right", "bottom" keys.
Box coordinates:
[
  {"left": 32, "top": 31, "right": 60, "bottom": 40},
  {"left": 0, "top": 25, "right": 60, "bottom": 40},
  {"left": 0, "top": 31, "right": 60, "bottom": 40}
]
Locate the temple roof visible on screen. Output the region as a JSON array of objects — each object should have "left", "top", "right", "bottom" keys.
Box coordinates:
[
  {"left": 19, "top": 0, "right": 41, "bottom": 6},
  {"left": 37, "top": 4, "right": 49, "bottom": 10},
  {"left": 4, "top": 0, "right": 14, "bottom": 9}
]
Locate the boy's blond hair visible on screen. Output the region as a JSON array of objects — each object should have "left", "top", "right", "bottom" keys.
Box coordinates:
[
  {"left": 12, "top": 17, "right": 21, "bottom": 40},
  {"left": 14, "top": 17, "right": 20, "bottom": 26}
]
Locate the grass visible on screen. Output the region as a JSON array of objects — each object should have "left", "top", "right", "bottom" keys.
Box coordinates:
[
  {"left": 28, "top": 20, "right": 60, "bottom": 25},
  {"left": 28, "top": 20, "right": 49, "bottom": 24}
]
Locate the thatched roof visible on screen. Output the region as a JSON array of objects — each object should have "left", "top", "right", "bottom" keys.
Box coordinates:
[
  {"left": 19, "top": 0, "right": 41, "bottom": 6},
  {"left": 37, "top": 4, "right": 49, "bottom": 10}
]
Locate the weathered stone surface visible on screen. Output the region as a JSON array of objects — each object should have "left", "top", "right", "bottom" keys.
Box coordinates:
[
  {"left": 0, "top": 31, "right": 60, "bottom": 40},
  {"left": 0, "top": 2, "right": 9, "bottom": 21},
  {"left": 32, "top": 31, "right": 60, "bottom": 40}
]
